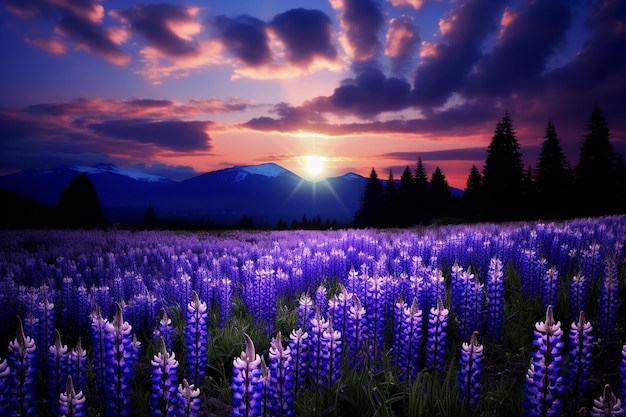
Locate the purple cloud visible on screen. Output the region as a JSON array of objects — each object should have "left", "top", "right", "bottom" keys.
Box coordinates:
[
  {"left": 88, "top": 119, "right": 213, "bottom": 152},
  {"left": 385, "top": 15, "right": 419, "bottom": 77},
  {"left": 332, "top": 0, "right": 385, "bottom": 62},
  {"left": 211, "top": 15, "right": 272, "bottom": 67},
  {"left": 269, "top": 8, "right": 337, "bottom": 65}
]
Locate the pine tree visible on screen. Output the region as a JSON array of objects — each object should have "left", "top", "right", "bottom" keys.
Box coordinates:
[
  {"left": 430, "top": 167, "right": 451, "bottom": 219},
  {"left": 414, "top": 158, "right": 430, "bottom": 224},
  {"left": 58, "top": 173, "right": 107, "bottom": 228},
  {"left": 482, "top": 112, "right": 524, "bottom": 220},
  {"left": 397, "top": 166, "right": 415, "bottom": 227},
  {"left": 384, "top": 169, "right": 398, "bottom": 227},
  {"left": 463, "top": 165, "right": 483, "bottom": 218},
  {"left": 575, "top": 103, "right": 617, "bottom": 216},
  {"left": 354, "top": 168, "right": 385, "bottom": 227},
  {"left": 535, "top": 121, "right": 573, "bottom": 219}
]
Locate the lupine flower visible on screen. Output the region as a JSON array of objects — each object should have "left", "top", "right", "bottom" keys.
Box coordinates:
[
  {"left": 589, "top": 384, "right": 624, "bottom": 417},
  {"left": 597, "top": 258, "right": 619, "bottom": 344},
  {"left": 58, "top": 376, "right": 87, "bottom": 417},
  {"left": 154, "top": 309, "right": 174, "bottom": 354},
  {"left": 68, "top": 338, "right": 87, "bottom": 395},
  {"left": 323, "top": 319, "right": 342, "bottom": 386},
  {"left": 392, "top": 298, "right": 422, "bottom": 382},
  {"left": 568, "top": 311, "right": 594, "bottom": 406},
  {"left": 268, "top": 332, "right": 294, "bottom": 417},
  {"left": 90, "top": 305, "right": 108, "bottom": 397},
  {"left": 103, "top": 303, "right": 136, "bottom": 417},
  {"left": 486, "top": 257, "right": 505, "bottom": 340},
  {"left": 49, "top": 329, "right": 70, "bottom": 414},
  {"left": 308, "top": 313, "right": 330, "bottom": 387},
  {"left": 620, "top": 344, "right": 626, "bottom": 410},
  {"left": 297, "top": 294, "right": 316, "bottom": 334},
  {"left": 177, "top": 378, "right": 200, "bottom": 417},
  {"left": 288, "top": 328, "right": 309, "bottom": 395},
  {"left": 453, "top": 268, "right": 484, "bottom": 341},
  {"left": 344, "top": 295, "right": 367, "bottom": 371},
  {"left": 425, "top": 298, "right": 448, "bottom": 375},
  {"left": 151, "top": 337, "right": 179, "bottom": 417},
  {"left": 315, "top": 284, "right": 328, "bottom": 316},
  {"left": 7, "top": 316, "right": 37, "bottom": 417},
  {"left": 0, "top": 357, "right": 15, "bottom": 413},
  {"left": 570, "top": 275, "right": 587, "bottom": 322},
  {"left": 364, "top": 273, "right": 388, "bottom": 362},
  {"left": 458, "top": 331, "right": 483, "bottom": 407},
  {"left": 231, "top": 333, "right": 264, "bottom": 417},
  {"left": 523, "top": 305, "right": 565, "bottom": 417},
  {"left": 39, "top": 295, "right": 56, "bottom": 368},
  {"left": 217, "top": 277, "right": 233, "bottom": 327},
  {"left": 541, "top": 267, "right": 559, "bottom": 312},
  {"left": 185, "top": 290, "right": 208, "bottom": 386}
]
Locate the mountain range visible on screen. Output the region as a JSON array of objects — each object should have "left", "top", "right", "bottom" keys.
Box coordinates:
[{"left": 0, "top": 163, "right": 373, "bottom": 225}]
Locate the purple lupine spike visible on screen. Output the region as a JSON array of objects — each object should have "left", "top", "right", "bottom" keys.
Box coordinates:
[
  {"left": 103, "top": 302, "right": 136, "bottom": 417},
  {"left": 185, "top": 290, "right": 208, "bottom": 387},
  {"left": 344, "top": 294, "right": 367, "bottom": 371},
  {"left": 589, "top": 384, "right": 624, "bottom": 417},
  {"left": 568, "top": 311, "right": 594, "bottom": 407},
  {"left": 425, "top": 298, "right": 448, "bottom": 375},
  {"left": 58, "top": 375, "right": 87, "bottom": 417},
  {"left": 48, "top": 329, "right": 70, "bottom": 415},
  {"left": 154, "top": 309, "right": 174, "bottom": 354},
  {"left": 287, "top": 328, "right": 309, "bottom": 395},
  {"left": 365, "top": 273, "right": 388, "bottom": 363},
  {"left": 427, "top": 268, "right": 446, "bottom": 310},
  {"left": 297, "top": 294, "right": 315, "bottom": 333},
  {"left": 324, "top": 318, "right": 342, "bottom": 386},
  {"left": 177, "top": 378, "right": 200, "bottom": 417},
  {"left": 7, "top": 316, "right": 37, "bottom": 417},
  {"left": 458, "top": 331, "right": 483, "bottom": 408},
  {"left": 486, "top": 257, "right": 505, "bottom": 340},
  {"left": 570, "top": 275, "right": 587, "bottom": 322},
  {"left": 68, "top": 338, "right": 87, "bottom": 395},
  {"left": 308, "top": 313, "right": 330, "bottom": 387},
  {"left": 231, "top": 333, "right": 264, "bottom": 417},
  {"left": 619, "top": 344, "right": 626, "bottom": 404},
  {"left": 90, "top": 305, "right": 108, "bottom": 398},
  {"left": 150, "top": 337, "right": 179, "bottom": 417},
  {"left": 268, "top": 332, "right": 294, "bottom": 417},
  {"left": 217, "top": 277, "right": 233, "bottom": 327},
  {"left": 597, "top": 258, "right": 620, "bottom": 344},
  {"left": 259, "top": 357, "right": 270, "bottom": 417},
  {"left": 453, "top": 268, "right": 484, "bottom": 341},
  {"left": 523, "top": 305, "right": 565, "bottom": 417},
  {"left": 315, "top": 284, "right": 328, "bottom": 317},
  {"left": 392, "top": 297, "right": 422, "bottom": 382},
  {"left": 0, "top": 357, "right": 15, "bottom": 413},
  {"left": 542, "top": 267, "right": 559, "bottom": 312},
  {"left": 39, "top": 295, "right": 55, "bottom": 368}
]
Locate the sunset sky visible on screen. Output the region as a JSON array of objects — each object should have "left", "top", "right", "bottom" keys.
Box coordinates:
[{"left": 1, "top": 0, "right": 625, "bottom": 189}]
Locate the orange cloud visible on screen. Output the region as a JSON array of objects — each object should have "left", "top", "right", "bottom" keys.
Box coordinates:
[
  {"left": 25, "top": 37, "right": 66, "bottom": 54},
  {"left": 388, "top": 0, "right": 425, "bottom": 10}
]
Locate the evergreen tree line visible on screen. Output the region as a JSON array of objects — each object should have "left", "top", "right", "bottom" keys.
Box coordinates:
[{"left": 354, "top": 103, "right": 626, "bottom": 228}]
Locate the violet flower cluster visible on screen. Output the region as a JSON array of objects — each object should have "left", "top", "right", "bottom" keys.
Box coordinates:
[
  {"left": 185, "top": 290, "right": 208, "bottom": 387},
  {"left": 458, "top": 331, "right": 483, "bottom": 407}
]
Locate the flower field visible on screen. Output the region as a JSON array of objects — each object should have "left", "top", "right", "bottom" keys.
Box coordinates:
[{"left": 1, "top": 216, "right": 626, "bottom": 417}]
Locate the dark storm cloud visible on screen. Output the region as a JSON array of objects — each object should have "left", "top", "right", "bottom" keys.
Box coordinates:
[
  {"left": 211, "top": 15, "right": 272, "bottom": 67},
  {"left": 412, "top": 0, "right": 503, "bottom": 108},
  {"left": 465, "top": 0, "right": 572, "bottom": 97},
  {"left": 334, "top": 0, "right": 385, "bottom": 62},
  {"left": 114, "top": 4, "right": 199, "bottom": 57},
  {"left": 309, "top": 67, "right": 412, "bottom": 117},
  {"left": 269, "top": 8, "right": 337, "bottom": 65},
  {"left": 88, "top": 119, "right": 213, "bottom": 152}
]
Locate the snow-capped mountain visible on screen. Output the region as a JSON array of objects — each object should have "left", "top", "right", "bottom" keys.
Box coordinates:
[{"left": 0, "top": 163, "right": 366, "bottom": 225}]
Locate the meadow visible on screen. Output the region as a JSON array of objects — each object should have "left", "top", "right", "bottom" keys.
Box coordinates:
[{"left": 1, "top": 216, "right": 625, "bottom": 417}]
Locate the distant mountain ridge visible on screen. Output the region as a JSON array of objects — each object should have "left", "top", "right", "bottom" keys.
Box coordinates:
[{"left": 0, "top": 163, "right": 370, "bottom": 225}]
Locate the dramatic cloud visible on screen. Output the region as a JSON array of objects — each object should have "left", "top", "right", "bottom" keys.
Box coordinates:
[
  {"left": 87, "top": 119, "right": 213, "bottom": 152},
  {"left": 212, "top": 15, "right": 272, "bottom": 67},
  {"left": 412, "top": 0, "right": 503, "bottom": 107},
  {"left": 331, "top": 0, "right": 385, "bottom": 62},
  {"left": 465, "top": 0, "right": 572, "bottom": 96},
  {"left": 269, "top": 8, "right": 338, "bottom": 66},
  {"left": 385, "top": 15, "right": 419, "bottom": 76}
]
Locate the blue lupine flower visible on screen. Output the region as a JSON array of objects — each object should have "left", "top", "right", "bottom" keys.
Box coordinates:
[
  {"left": 365, "top": 273, "right": 388, "bottom": 362},
  {"left": 425, "top": 298, "right": 448, "bottom": 375},
  {"left": 570, "top": 275, "right": 587, "bottom": 322},
  {"left": 327, "top": 285, "right": 353, "bottom": 344},
  {"left": 523, "top": 305, "right": 565, "bottom": 417},
  {"left": 217, "top": 277, "right": 233, "bottom": 327},
  {"left": 453, "top": 267, "right": 484, "bottom": 341},
  {"left": 589, "top": 384, "right": 624, "bottom": 417},
  {"left": 68, "top": 338, "right": 87, "bottom": 395},
  {"left": 90, "top": 305, "right": 108, "bottom": 398},
  {"left": 344, "top": 294, "right": 367, "bottom": 371},
  {"left": 58, "top": 376, "right": 87, "bottom": 417},
  {"left": 486, "top": 257, "right": 505, "bottom": 340},
  {"left": 154, "top": 309, "right": 174, "bottom": 354},
  {"left": 49, "top": 329, "right": 70, "bottom": 414},
  {"left": 458, "top": 331, "right": 483, "bottom": 407},
  {"left": 185, "top": 290, "right": 208, "bottom": 386},
  {"left": 103, "top": 303, "right": 137, "bottom": 417},
  {"left": 177, "top": 379, "right": 201, "bottom": 417},
  {"left": 288, "top": 328, "right": 309, "bottom": 395},
  {"left": 392, "top": 297, "right": 422, "bottom": 382},
  {"left": 7, "top": 316, "right": 37, "bottom": 417},
  {"left": 308, "top": 313, "right": 330, "bottom": 387},
  {"left": 268, "top": 332, "right": 294, "bottom": 417},
  {"left": 150, "top": 337, "right": 179, "bottom": 417},
  {"left": 297, "top": 294, "right": 315, "bottom": 334},
  {"left": 541, "top": 267, "right": 559, "bottom": 312},
  {"left": 38, "top": 295, "right": 56, "bottom": 368},
  {"left": 231, "top": 333, "right": 264, "bottom": 417},
  {"left": 0, "top": 357, "right": 15, "bottom": 414},
  {"left": 315, "top": 284, "right": 328, "bottom": 317},
  {"left": 323, "top": 319, "right": 342, "bottom": 386},
  {"left": 567, "top": 311, "right": 594, "bottom": 406}
]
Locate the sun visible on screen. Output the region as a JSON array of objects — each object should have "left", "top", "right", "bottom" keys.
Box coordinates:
[{"left": 303, "top": 155, "right": 326, "bottom": 178}]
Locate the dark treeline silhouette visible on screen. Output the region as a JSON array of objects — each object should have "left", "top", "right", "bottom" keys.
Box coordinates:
[{"left": 354, "top": 104, "right": 626, "bottom": 227}]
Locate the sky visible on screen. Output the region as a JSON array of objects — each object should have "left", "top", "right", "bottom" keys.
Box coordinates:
[{"left": 1, "top": 0, "right": 625, "bottom": 189}]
